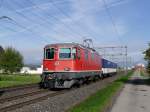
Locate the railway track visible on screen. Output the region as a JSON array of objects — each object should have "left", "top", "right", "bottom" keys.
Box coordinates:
[
  {"left": 0, "top": 89, "right": 49, "bottom": 103},
  {"left": 0, "top": 90, "right": 67, "bottom": 112},
  {"left": 0, "top": 83, "right": 39, "bottom": 93},
  {"left": 0, "top": 73, "right": 121, "bottom": 112}
]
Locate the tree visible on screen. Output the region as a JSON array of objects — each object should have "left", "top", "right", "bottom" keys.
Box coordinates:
[
  {"left": 0, "top": 45, "right": 4, "bottom": 53},
  {"left": 0, "top": 45, "right": 4, "bottom": 65},
  {"left": 0, "top": 46, "right": 4, "bottom": 56},
  {"left": 143, "top": 43, "right": 150, "bottom": 74},
  {"left": 0, "top": 47, "right": 24, "bottom": 74}
]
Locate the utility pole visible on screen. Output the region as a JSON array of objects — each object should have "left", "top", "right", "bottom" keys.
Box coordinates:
[
  {"left": 125, "top": 46, "right": 128, "bottom": 74},
  {"left": 82, "top": 39, "right": 129, "bottom": 74}
]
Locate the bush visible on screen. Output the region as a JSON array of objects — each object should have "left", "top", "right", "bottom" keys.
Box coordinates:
[{"left": 143, "top": 43, "right": 150, "bottom": 75}]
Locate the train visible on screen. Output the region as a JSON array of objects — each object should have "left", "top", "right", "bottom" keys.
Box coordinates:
[
  {"left": 102, "top": 58, "right": 118, "bottom": 77},
  {"left": 40, "top": 43, "right": 118, "bottom": 89}
]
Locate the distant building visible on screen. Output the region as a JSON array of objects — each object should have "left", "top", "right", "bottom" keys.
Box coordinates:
[
  {"left": 20, "top": 65, "right": 43, "bottom": 74},
  {"left": 134, "top": 63, "right": 145, "bottom": 71}
]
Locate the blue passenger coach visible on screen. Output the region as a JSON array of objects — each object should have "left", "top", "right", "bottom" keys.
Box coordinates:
[{"left": 102, "top": 58, "right": 117, "bottom": 77}]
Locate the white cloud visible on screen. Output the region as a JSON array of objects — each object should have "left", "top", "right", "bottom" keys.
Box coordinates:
[
  {"left": 0, "top": 0, "right": 132, "bottom": 64},
  {"left": 26, "top": 0, "right": 128, "bottom": 46}
]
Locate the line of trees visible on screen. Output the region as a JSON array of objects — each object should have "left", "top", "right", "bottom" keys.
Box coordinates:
[
  {"left": 0, "top": 46, "right": 24, "bottom": 74},
  {"left": 143, "top": 43, "right": 150, "bottom": 74}
]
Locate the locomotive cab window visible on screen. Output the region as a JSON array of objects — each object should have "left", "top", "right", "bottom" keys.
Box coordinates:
[
  {"left": 91, "top": 53, "right": 94, "bottom": 60},
  {"left": 72, "top": 48, "right": 77, "bottom": 59},
  {"left": 77, "top": 49, "right": 81, "bottom": 59},
  {"left": 85, "top": 50, "right": 88, "bottom": 60},
  {"left": 59, "top": 48, "right": 71, "bottom": 59},
  {"left": 45, "top": 48, "right": 54, "bottom": 59}
]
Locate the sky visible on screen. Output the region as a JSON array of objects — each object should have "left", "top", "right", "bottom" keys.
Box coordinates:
[{"left": 0, "top": 0, "right": 149, "bottom": 66}]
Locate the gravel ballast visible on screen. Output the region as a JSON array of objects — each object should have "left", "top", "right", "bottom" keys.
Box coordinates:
[{"left": 11, "top": 74, "right": 121, "bottom": 112}]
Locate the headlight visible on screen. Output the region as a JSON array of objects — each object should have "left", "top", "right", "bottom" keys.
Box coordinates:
[
  {"left": 44, "top": 67, "right": 48, "bottom": 71},
  {"left": 64, "top": 67, "right": 70, "bottom": 71}
]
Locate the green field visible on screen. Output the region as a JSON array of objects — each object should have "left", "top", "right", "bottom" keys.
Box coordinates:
[
  {"left": 68, "top": 71, "right": 133, "bottom": 112},
  {"left": 0, "top": 74, "right": 41, "bottom": 88}
]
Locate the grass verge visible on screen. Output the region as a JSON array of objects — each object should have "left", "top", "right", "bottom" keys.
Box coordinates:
[
  {"left": 140, "top": 70, "right": 150, "bottom": 85},
  {"left": 140, "top": 70, "right": 145, "bottom": 77},
  {"left": 0, "top": 74, "right": 40, "bottom": 88},
  {"left": 68, "top": 71, "right": 133, "bottom": 112}
]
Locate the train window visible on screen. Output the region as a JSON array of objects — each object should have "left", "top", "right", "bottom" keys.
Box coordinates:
[
  {"left": 77, "top": 49, "right": 81, "bottom": 59},
  {"left": 91, "top": 53, "right": 94, "bottom": 60},
  {"left": 85, "top": 50, "right": 88, "bottom": 60},
  {"left": 59, "top": 48, "right": 71, "bottom": 59},
  {"left": 45, "top": 48, "right": 54, "bottom": 59},
  {"left": 72, "top": 48, "right": 76, "bottom": 59}
]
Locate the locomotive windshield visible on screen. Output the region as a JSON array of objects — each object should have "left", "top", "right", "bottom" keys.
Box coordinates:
[
  {"left": 45, "top": 48, "right": 54, "bottom": 59},
  {"left": 59, "top": 48, "right": 71, "bottom": 59}
]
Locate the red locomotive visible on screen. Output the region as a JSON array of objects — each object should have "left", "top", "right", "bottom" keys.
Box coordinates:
[{"left": 41, "top": 43, "right": 102, "bottom": 88}]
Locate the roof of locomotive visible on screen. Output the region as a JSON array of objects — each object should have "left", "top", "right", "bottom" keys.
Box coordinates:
[
  {"left": 45, "top": 43, "right": 98, "bottom": 53},
  {"left": 45, "top": 43, "right": 79, "bottom": 47}
]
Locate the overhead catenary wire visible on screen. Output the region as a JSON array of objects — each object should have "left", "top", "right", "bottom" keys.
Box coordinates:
[
  {"left": 6, "top": 1, "right": 60, "bottom": 35},
  {"left": 0, "top": 16, "right": 49, "bottom": 44},
  {"left": 101, "top": 0, "right": 123, "bottom": 44},
  {"left": 0, "top": 0, "right": 3, "bottom": 8},
  {"left": 49, "top": 0, "right": 97, "bottom": 41},
  {"left": 25, "top": 1, "right": 84, "bottom": 41},
  {"left": 24, "top": 0, "right": 80, "bottom": 39},
  {"left": 97, "top": 0, "right": 128, "bottom": 69},
  {"left": 0, "top": 25, "right": 37, "bottom": 37},
  {"left": 0, "top": 16, "right": 18, "bottom": 33},
  {"left": 48, "top": 0, "right": 72, "bottom": 5},
  {"left": 2, "top": 0, "right": 124, "bottom": 45},
  {"left": 3, "top": 0, "right": 64, "bottom": 43},
  {"left": 6, "top": 0, "right": 84, "bottom": 42},
  {"left": 1, "top": 0, "right": 73, "bottom": 43},
  {"left": 0, "top": 17, "right": 44, "bottom": 38},
  {"left": 27, "top": 0, "right": 84, "bottom": 40},
  {"left": 2, "top": 0, "right": 109, "bottom": 44},
  {"left": 5, "top": 0, "right": 71, "bottom": 15}
]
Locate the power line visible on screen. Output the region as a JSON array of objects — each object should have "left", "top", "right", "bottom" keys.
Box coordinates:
[
  {"left": 26, "top": 0, "right": 85, "bottom": 41},
  {"left": 0, "top": 0, "right": 3, "bottom": 8},
  {"left": 4, "top": 0, "right": 63, "bottom": 43},
  {"left": 102, "top": 0, "right": 122, "bottom": 43},
  {"left": 7, "top": 1, "right": 59, "bottom": 33},
  {"left": 0, "top": 16, "right": 18, "bottom": 33},
  {"left": 49, "top": 0, "right": 97, "bottom": 40},
  {"left": 0, "top": 24, "right": 18, "bottom": 33},
  {"left": 96, "top": 45, "right": 128, "bottom": 73},
  {"left": 5, "top": 0, "right": 70, "bottom": 14},
  {"left": 27, "top": 0, "right": 84, "bottom": 40},
  {"left": 0, "top": 16, "right": 29, "bottom": 37},
  {"left": 49, "top": 0, "right": 72, "bottom": 5},
  {"left": 109, "top": 0, "right": 125, "bottom": 6},
  {"left": 1, "top": 1, "right": 64, "bottom": 43},
  {"left": 1, "top": 16, "right": 49, "bottom": 44},
  {"left": 0, "top": 16, "right": 11, "bottom": 20},
  {"left": 0, "top": 8, "right": 49, "bottom": 43},
  {"left": 4, "top": 0, "right": 110, "bottom": 44},
  {"left": 7, "top": 0, "right": 83, "bottom": 42}
]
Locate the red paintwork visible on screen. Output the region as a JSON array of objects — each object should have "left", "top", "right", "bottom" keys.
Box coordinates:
[{"left": 43, "top": 43, "right": 102, "bottom": 72}]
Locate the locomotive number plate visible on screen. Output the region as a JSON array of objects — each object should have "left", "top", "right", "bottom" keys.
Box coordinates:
[{"left": 54, "top": 61, "right": 59, "bottom": 66}]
